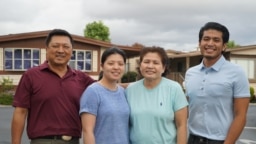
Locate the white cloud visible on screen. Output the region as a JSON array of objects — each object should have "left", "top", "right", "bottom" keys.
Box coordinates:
[{"left": 0, "top": 0, "right": 256, "bottom": 51}]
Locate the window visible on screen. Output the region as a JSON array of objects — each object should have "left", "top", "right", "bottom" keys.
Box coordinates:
[
  {"left": 69, "top": 50, "right": 92, "bottom": 71},
  {"left": 4, "top": 48, "right": 40, "bottom": 71},
  {"left": 126, "top": 62, "right": 130, "bottom": 72},
  {"left": 231, "top": 58, "right": 255, "bottom": 79}
]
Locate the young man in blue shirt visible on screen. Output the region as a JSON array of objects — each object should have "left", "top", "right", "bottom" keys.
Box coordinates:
[{"left": 185, "top": 22, "right": 250, "bottom": 144}]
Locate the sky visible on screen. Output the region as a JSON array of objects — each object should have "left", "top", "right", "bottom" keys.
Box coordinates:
[{"left": 0, "top": 0, "right": 256, "bottom": 51}]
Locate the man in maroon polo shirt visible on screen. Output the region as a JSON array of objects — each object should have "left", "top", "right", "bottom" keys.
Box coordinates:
[{"left": 11, "top": 29, "right": 95, "bottom": 144}]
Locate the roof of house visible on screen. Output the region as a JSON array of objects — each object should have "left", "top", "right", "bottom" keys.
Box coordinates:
[
  {"left": 167, "top": 45, "right": 256, "bottom": 58},
  {"left": 226, "top": 45, "right": 256, "bottom": 52},
  {"left": 0, "top": 30, "right": 141, "bottom": 58}
]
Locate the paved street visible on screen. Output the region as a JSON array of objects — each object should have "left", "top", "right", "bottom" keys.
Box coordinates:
[
  {"left": 237, "top": 104, "right": 256, "bottom": 144},
  {"left": 1, "top": 105, "right": 256, "bottom": 144}
]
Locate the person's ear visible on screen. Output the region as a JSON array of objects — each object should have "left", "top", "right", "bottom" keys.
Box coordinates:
[{"left": 223, "top": 43, "right": 227, "bottom": 52}]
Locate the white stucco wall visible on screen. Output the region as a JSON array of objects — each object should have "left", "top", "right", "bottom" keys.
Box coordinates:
[
  {"left": 0, "top": 75, "right": 21, "bottom": 85},
  {"left": 92, "top": 50, "right": 98, "bottom": 72},
  {"left": 0, "top": 48, "right": 3, "bottom": 70},
  {"left": 40, "top": 49, "right": 46, "bottom": 63},
  {"left": 127, "top": 56, "right": 139, "bottom": 72}
]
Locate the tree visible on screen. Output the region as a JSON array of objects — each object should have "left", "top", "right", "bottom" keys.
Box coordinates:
[
  {"left": 132, "top": 42, "right": 144, "bottom": 48},
  {"left": 84, "top": 21, "right": 110, "bottom": 42},
  {"left": 226, "top": 40, "right": 239, "bottom": 48}
]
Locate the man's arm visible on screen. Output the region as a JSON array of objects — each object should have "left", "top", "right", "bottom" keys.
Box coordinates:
[
  {"left": 175, "top": 106, "right": 188, "bottom": 144},
  {"left": 11, "top": 107, "right": 28, "bottom": 144},
  {"left": 224, "top": 97, "right": 250, "bottom": 144}
]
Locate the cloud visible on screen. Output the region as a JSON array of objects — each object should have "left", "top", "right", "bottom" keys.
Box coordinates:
[{"left": 0, "top": 0, "right": 256, "bottom": 51}]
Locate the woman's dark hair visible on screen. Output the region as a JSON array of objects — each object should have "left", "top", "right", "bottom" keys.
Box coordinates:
[
  {"left": 139, "top": 46, "right": 169, "bottom": 77},
  {"left": 98, "top": 71, "right": 103, "bottom": 80},
  {"left": 199, "top": 22, "right": 229, "bottom": 44},
  {"left": 101, "top": 47, "right": 127, "bottom": 64},
  {"left": 45, "top": 29, "right": 74, "bottom": 46}
]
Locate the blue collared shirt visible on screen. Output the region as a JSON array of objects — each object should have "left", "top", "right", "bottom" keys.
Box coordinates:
[{"left": 185, "top": 55, "right": 250, "bottom": 140}]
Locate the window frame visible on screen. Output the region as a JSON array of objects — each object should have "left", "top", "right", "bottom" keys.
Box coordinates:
[
  {"left": 69, "top": 50, "right": 92, "bottom": 71},
  {"left": 4, "top": 48, "right": 40, "bottom": 71},
  {"left": 231, "top": 58, "right": 255, "bottom": 79}
]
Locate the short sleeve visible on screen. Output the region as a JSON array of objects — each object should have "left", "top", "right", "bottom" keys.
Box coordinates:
[
  {"left": 79, "top": 85, "right": 100, "bottom": 116},
  {"left": 13, "top": 72, "right": 32, "bottom": 108},
  {"left": 173, "top": 83, "right": 188, "bottom": 112},
  {"left": 233, "top": 68, "right": 250, "bottom": 98}
]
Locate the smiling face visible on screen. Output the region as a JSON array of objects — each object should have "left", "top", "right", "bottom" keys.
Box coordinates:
[
  {"left": 101, "top": 53, "right": 125, "bottom": 82},
  {"left": 46, "top": 35, "right": 73, "bottom": 67},
  {"left": 139, "top": 52, "right": 165, "bottom": 81},
  {"left": 199, "top": 29, "right": 226, "bottom": 66}
]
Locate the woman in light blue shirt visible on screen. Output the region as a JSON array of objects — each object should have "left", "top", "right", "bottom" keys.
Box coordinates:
[
  {"left": 126, "top": 46, "right": 188, "bottom": 144},
  {"left": 80, "top": 47, "right": 130, "bottom": 144}
]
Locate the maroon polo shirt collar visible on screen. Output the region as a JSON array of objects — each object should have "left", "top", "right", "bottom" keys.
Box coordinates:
[{"left": 39, "top": 61, "right": 77, "bottom": 75}]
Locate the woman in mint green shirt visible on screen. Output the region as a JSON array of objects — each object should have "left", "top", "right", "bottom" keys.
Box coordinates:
[{"left": 126, "top": 46, "right": 188, "bottom": 144}]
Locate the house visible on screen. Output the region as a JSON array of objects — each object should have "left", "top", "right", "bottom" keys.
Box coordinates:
[{"left": 0, "top": 30, "right": 141, "bottom": 86}]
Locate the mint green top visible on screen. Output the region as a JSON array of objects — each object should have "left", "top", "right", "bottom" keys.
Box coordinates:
[{"left": 126, "top": 77, "right": 188, "bottom": 144}]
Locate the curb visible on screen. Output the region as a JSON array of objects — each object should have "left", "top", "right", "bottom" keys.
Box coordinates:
[
  {"left": 250, "top": 103, "right": 256, "bottom": 106},
  {"left": 0, "top": 104, "right": 12, "bottom": 108}
]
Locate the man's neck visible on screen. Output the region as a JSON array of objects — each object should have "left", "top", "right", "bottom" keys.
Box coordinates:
[
  {"left": 203, "top": 55, "right": 222, "bottom": 67},
  {"left": 48, "top": 63, "right": 68, "bottom": 78}
]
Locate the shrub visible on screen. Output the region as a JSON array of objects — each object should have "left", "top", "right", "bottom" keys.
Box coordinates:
[
  {"left": 0, "top": 93, "right": 13, "bottom": 105},
  {"left": 0, "top": 77, "right": 14, "bottom": 105},
  {"left": 250, "top": 86, "right": 255, "bottom": 102},
  {"left": 121, "top": 71, "right": 138, "bottom": 83},
  {"left": 0, "top": 77, "right": 14, "bottom": 93}
]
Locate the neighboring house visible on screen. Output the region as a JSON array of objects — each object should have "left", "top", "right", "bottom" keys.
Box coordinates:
[
  {"left": 166, "top": 45, "right": 256, "bottom": 90},
  {"left": 0, "top": 30, "right": 141, "bottom": 86}
]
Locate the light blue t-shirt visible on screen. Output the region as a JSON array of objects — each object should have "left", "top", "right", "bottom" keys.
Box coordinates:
[
  {"left": 79, "top": 82, "right": 130, "bottom": 144},
  {"left": 185, "top": 55, "right": 250, "bottom": 140},
  {"left": 126, "top": 77, "right": 188, "bottom": 144}
]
